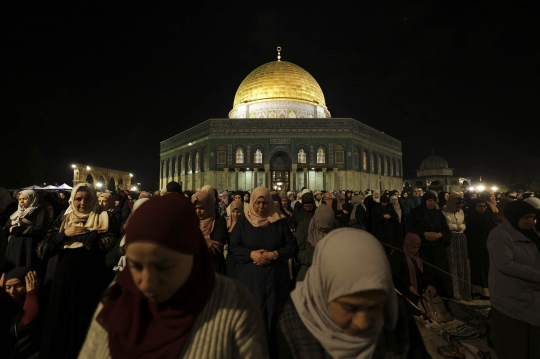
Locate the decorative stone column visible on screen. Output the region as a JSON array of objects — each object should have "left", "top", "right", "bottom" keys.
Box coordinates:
[
  {"left": 253, "top": 168, "right": 258, "bottom": 189},
  {"left": 303, "top": 168, "right": 308, "bottom": 189},
  {"left": 264, "top": 164, "right": 270, "bottom": 188},
  {"left": 291, "top": 164, "right": 297, "bottom": 192},
  {"left": 322, "top": 168, "right": 327, "bottom": 190},
  {"left": 223, "top": 168, "right": 229, "bottom": 190},
  {"left": 234, "top": 168, "right": 240, "bottom": 191},
  {"left": 333, "top": 168, "right": 339, "bottom": 190}
]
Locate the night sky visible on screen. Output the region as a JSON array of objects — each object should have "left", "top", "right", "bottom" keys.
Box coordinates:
[{"left": 2, "top": 1, "right": 538, "bottom": 190}]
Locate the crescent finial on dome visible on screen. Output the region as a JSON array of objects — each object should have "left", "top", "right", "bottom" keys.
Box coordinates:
[{"left": 277, "top": 46, "right": 281, "bottom": 61}]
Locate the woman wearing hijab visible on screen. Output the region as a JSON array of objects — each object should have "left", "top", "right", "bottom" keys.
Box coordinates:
[
  {"left": 192, "top": 191, "right": 227, "bottom": 275},
  {"left": 79, "top": 194, "right": 268, "bottom": 359},
  {"left": 487, "top": 201, "right": 540, "bottom": 359},
  {"left": 97, "top": 193, "right": 121, "bottom": 237},
  {"left": 275, "top": 228, "right": 428, "bottom": 359},
  {"left": 371, "top": 195, "right": 398, "bottom": 254},
  {"left": 294, "top": 205, "right": 337, "bottom": 282},
  {"left": 442, "top": 193, "right": 471, "bottom": 301},
  {"left": 229, "top": 186, "right": 297, "bottom": 334},
  {"left": 402, "top": 187, "right": 422, "bottom": 230},
  {"left": 218, "top": 190, "right": 230, "bottom": 218},
  {"left": 524, "top": 197, "right": 540, "bottom": 232},
  {"left": 390, "top": 233, "right": 437, "bottom": 306},
  {"left": 465, "top": 198, "right": 495, "bottom": 297},
  {"left": 484, "top": 191, "right": 503, "bottom": 226},
  {"left": 37, "top": 183, "right": 118, "bottom": 359},
  {"left": 1, "top": 267, "right": 41, "bottom": 359},
  {"left": 3, "top": 190, "right": 47, "bottom": 274},
  {"left": 407, "top": 192, "right": 453, "bottom": 298},
  {"left": 390, "top": 195, "right": 404, "bottom": 248},
  {"left": 399, "top": 190, "right": 409, "bottom": 205},
  {"left": 336, "top": 193, "right": 351, "bottom": 227},
  {"left": 279, "top": 191, "right": 294, "bottom": 218},
  {"left": 438, "top": 191, "right": 449, "bottom": 209},
  {"left": 350, "top": 193, "right": 368, "bottom": 230},
  {"left": 225, "top": 200, "right": 244, "bottom": 278}
]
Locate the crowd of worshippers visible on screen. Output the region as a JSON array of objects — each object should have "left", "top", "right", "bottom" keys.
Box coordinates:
[{"left": 0, "top": 182, "right": 539, "bottom": 359}]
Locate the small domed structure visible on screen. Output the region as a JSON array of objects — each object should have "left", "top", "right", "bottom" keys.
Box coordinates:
[{"left": 420, "top": 154, "right": 449, "bottom": 170}]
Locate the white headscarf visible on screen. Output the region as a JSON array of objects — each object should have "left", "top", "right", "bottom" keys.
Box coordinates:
[
  {"left": 60, "top": 183, "right": 109, "bottom": 248},
  {"left": 291, "top": 228, "right": 398, "bottom": 359},
  {"left": 9, "top": 190, "right": 40, "bottom": 225}
]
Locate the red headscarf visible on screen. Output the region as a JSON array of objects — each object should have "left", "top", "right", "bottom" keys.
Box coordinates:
[
  {"left": 191, "top": 191, "right": 216, "bottom": 239},
  {"left": 96, "top": 194, "right": 215, "bottom": 359}
]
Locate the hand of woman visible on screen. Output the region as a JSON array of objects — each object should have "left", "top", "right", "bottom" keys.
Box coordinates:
[
  {"left": 426, "top": 285, "right": 437, "bottom": 297},
  {"left": 205, "top": 238, "right": 223, "bottom": 254},
  {"left": 409, "top": 285, "right": 420, "bottom": 297},
  {"left": 251, "top": 249, "right": 270, "bottom": 266},
  {"left": 456, "top": 224, "right": 462, "bottom": 232},
  {"left": 383, "top": 214, "right": 391, "bottom": 220},
  {"left": 424, "top": 232, "right": 438, "bottom": 241},
  {"left": 64, "top": 226, "right": 89, "bottom": 237},
  {"left": 25, "top": 271, "right": 40, "bottom": 292}
]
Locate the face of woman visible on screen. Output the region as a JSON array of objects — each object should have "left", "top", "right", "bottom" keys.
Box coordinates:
[
  {"left": 253, "top": 197, "right": 269, "bottom": 216},
  {"left": 471, "top": 193, "right": 477, "bottom": 199},
  {"left": 5, "top": 278, "right": 26, "bottom": 301},
  {"left": 425, "top": 199, "right": 437, "bottom": 210},
  {"left": 391, "top": 197, "right": 398, "bottom": 205},
  {"left": 518, "top": 214, "right": 536, "bottom": 230},
  {"left": 412, "top": 189, "right": 420, "bottom": 197},
  {"left": 380, "top": 201, "right": 388, "bottom": 207},
  {"left": 98, "top": 197, "right": 110, "bottom": 211},
  {"left": 74, "top": 190, "right": 95, "bottom": 213},
  {"left": 407, "top": 243, "right": 421, "bottom": 255},
  {"left": 244, "top": 193, "right": 250, "bottom": 202},
  {"left": 403, "top": 192, "right": 409, "bottom": 198},
  {"left": 339, "top": 198, "right": 346, "bottom": 205},
  {"left": 444, "top": 193, "right": 449, "bottom": 201},
  {"left": 18, "top": 195, "right": 30, "bottom": 208},
  {"left": 327, "top": 290, "right": 387, "bottom": 336},
  {"left": 453, "top": 203, "right": 464, "bottom": 213},
  {"left": 281, "top": 198, "right": 289, "bottom": 208},
  {"left": 489, "top": 194, "right": 496, "bottom": 202},
  {"left": 475, "top": 202, "right": 487, "bottom": 214},
  {"left": 126, "top": 241, "right": 194, "bottom": 302},
  {"left": 231, "top": 208, "right": 241, "bottom": 220},
  {"left": 289, "top": 194, "right": 295, "bottom": 201},
  {"left": 193, "top": 203, "right": 208, "bottom": 220},
  {"left": 234, "top": 194, "right": 242, "bottom": 201},
  {"left": 374, "top": 192, "right": 380, "bottom": 199}
]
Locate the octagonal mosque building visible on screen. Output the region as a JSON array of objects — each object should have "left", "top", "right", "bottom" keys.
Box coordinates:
[{"left": 160, "top": 50, "right": 403, "bottom": 192}]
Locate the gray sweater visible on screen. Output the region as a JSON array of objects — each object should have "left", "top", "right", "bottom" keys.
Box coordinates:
[
  {"left": 487, "top": 221, "right": 540, "bottom": 326},
  {"left": 78, "top": 274, "right": 269, "bottom": 359}
]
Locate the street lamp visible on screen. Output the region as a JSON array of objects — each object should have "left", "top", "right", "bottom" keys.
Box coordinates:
[
  {"left": 71, "top": 164, "right": 76, "bottom": 168},
  {"left": 86, "top": 166, "right": 91, "bottom": 171},
  {"left": 96, "top": 182, "right": 103, "bottom": 189},
  {"left": 477, "top": 185, "right": 485, "bottom": 192},
  {"left": 469, "top": 186, "right": 475, "bottom": 191},
  {"left": 129, "top": 173, "right": 133, "bottom": 177},
  {"left": 491, "top": 186, "right": 498, "bottom": 191}
]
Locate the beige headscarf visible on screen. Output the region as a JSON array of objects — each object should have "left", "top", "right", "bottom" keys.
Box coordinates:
[
  {"left": 442, "top": 192, "right": 464, "bottom": 213},
  {"left": 307, "top": 205, "right": 336, "bottom": 246},
  {"left": 60, "top": 183, "right": 109, "bottom": 249},
  {"left": 191, "top": 191, "right": 215, "bottom": 239},
  {"left": 9, "top": 190, "right": 40, "bottom": 225},
  {"left": 291, "top": 228, "right": 398, "bottom": 359},
  {"left": 227, "top": 200, "right": 244, "bottom": 233},
  {"left": 200, "top": 185, "right": 216, "bottom": 202},
  {"left": 245, "top": 186, "right": 284, "bottom": 227}
]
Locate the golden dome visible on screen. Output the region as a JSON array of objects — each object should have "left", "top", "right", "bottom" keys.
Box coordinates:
[{"left": 232, "top": 61, "right": 327, "bottom": 110}]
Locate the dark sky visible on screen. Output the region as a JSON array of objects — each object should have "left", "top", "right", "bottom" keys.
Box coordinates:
[{"left": 2, "top": 1, "right": 538, "bottom": 190}]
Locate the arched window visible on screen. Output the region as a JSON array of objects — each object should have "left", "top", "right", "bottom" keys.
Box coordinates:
[
  {"left": 317, "top": 148, "right": 325, "bottom": 164},
  {"left": 377, "top": 155, "right": 382, "bottom": 174},
  {"left": 384, "top": 157, "right": 388, "bottom": 176},
  {"left": 298, "top": 149, "right": 307, "bottom": 164},
  {"left": 236, "top": 148, "right": 244, "bottom": 164},
  {"left": 254, "top": 149, "right": 262, "bottom": 164},
  {"left": 195, "top": 152, "right": 200, "bottom": 173},
  {"left": 362, "top": 151, "right": 367, "bottom": 171},
  {"left": 370, "top": 153, "right": 374, "bottom": 173}
]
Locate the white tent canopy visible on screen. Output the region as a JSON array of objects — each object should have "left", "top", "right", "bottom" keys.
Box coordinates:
[
  {"left": 42, "top": 185, "right": 58, "bottom": 189},
  {"left": 21, "top": 185, "right": 43, "bottom": 190},
  {"left": 56, "top": 183, "right": 72, "bottom": 190}
]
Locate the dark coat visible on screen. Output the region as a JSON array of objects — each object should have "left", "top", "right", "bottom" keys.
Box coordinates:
[
  {"left": 209, "top": 216, "right": 228, "bottom": 275},
  {"left": 406, "top": 206, "right": 453, "bottom": 298},
  {"left": 390, "top": 251, "right": 435, "bottom": 304},
  {"left": 2, "top": 206, "right": 48, "bottom": 274},
  {"left": 229, "top": 215, "right": 297, "bottom": 332},
  {"left": 371, "top": 203, "right": 398, "bottom": 251}
]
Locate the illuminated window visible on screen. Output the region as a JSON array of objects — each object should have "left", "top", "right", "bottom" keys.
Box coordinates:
[
  {"left": 370, "top": 153, "right": 374, "bottom": 173},
  {"left": 378, "top": 155, "right": 382, "bottom": 174},
  {"left": 298, "top": 149, "right": 307, "bottom": 164},
  {"left": 362, "top": 151, "right": 367, "bottom": 171},
  {"left": 317, "top": 148, "right": 325, "bottom": 164},
  {"left": 236, "top": 148, "right": 244, "bottom": 164},
  {"left": 254, "top": 149, "right": 262, "bottom": 164},
  {"left": 187, "top": 154, "right": 192, "bottom": 174},
  {"left": 195, "top": 152, "right": 200, "bottom": 173}
]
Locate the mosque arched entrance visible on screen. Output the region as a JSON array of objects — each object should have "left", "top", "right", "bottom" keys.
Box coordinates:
[
  {"left": 85, "top": 174, "right": 95, "bottom": 184},
  {"left": 270, "top": 151, "right": 291, "bottom": 191}
]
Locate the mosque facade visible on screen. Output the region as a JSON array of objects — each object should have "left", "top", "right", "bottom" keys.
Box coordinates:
[{"left": 159, "top": 50, "right": 403, "bottom": 192}]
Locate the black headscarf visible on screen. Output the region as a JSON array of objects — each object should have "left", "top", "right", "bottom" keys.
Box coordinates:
[
  {"left": 380, "top": 195, "right": 390, "bottom": 204},
  {"left": 166, "top": 181, "right": 182, "bottom": 194},
  {"left": 504, "top": 201, "right": 540, "bottom": 252},
  {"left": 420, "top": 192, "right": 443, "bottom": 223},
  {"left": 438, "top": 191, "right": 449, "bottom": 208}
]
